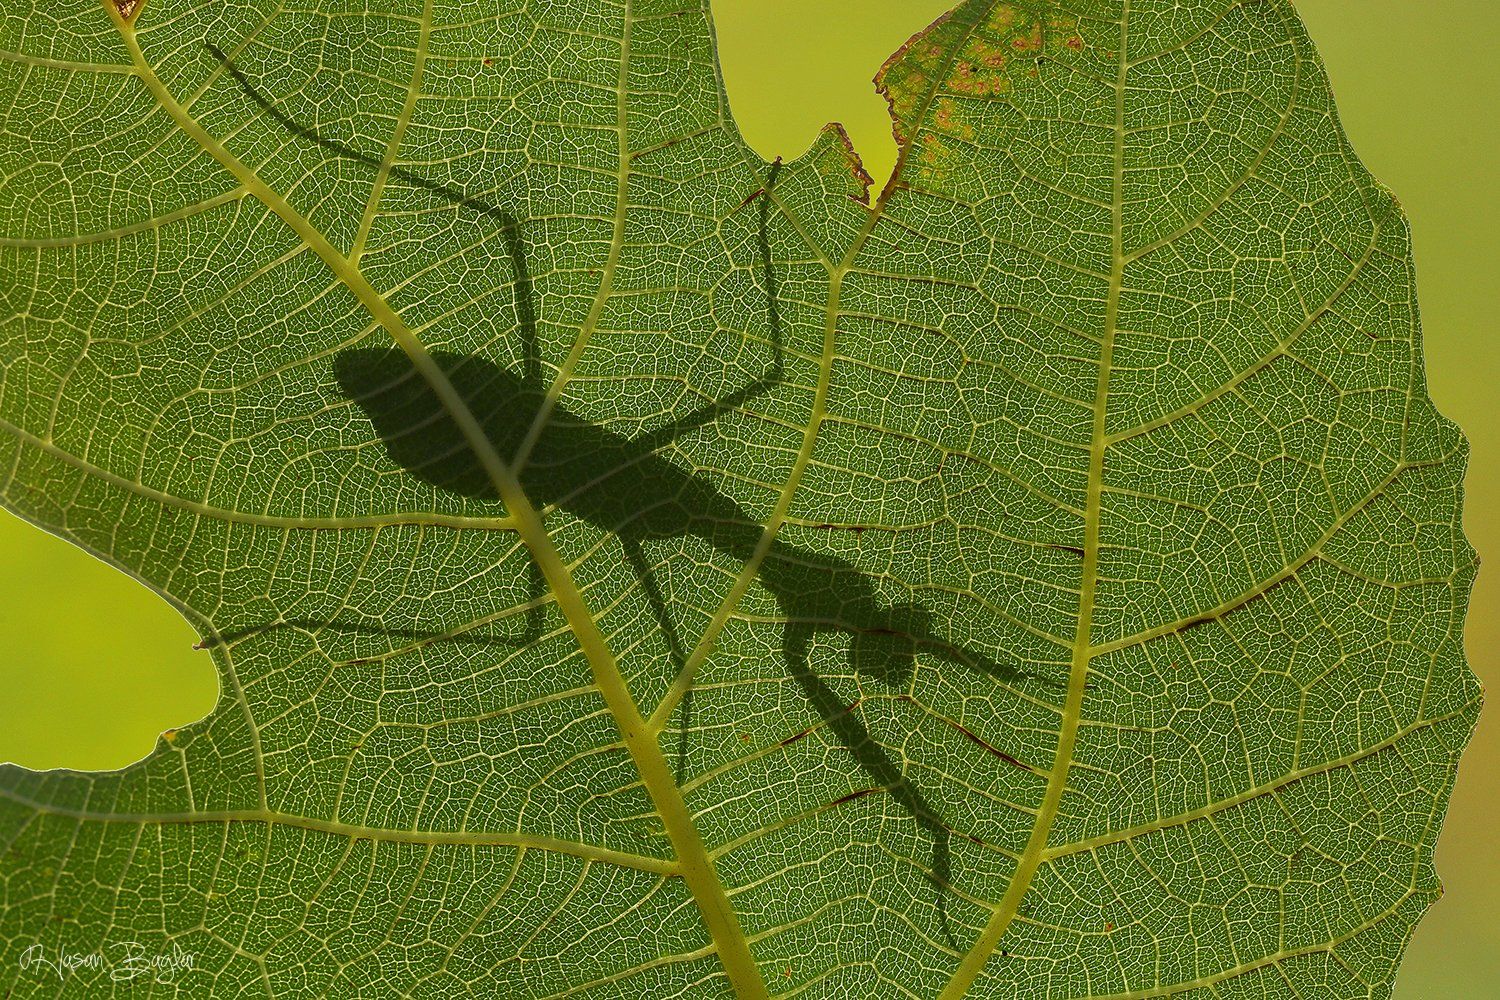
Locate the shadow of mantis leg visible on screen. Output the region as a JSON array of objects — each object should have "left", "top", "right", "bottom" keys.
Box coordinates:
[
  {"left": 781, "top": 620, "right": 959, "bottom": 947},
  {"left": 619, "top": 538, "right": 696, "bottom": 780},
  {"left": 515, "top": 557, "right": 546, "bottom": 647}
]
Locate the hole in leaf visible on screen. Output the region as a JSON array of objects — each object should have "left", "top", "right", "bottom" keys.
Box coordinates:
[
  {"left": 0, "top": 510, "right": 216, "bottom": 771},
  {"left": 712, "top": 0, "right": 953, "bottom": 191}
]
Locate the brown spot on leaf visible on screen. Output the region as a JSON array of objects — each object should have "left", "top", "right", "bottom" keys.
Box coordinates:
[
  {"left": 829, "top": 787, "right": 881, "bottom": 808},
  {"left": 779, "top": 726, "right": 814, "bottom": 747},
  {"left": 920, "top": 703, "right": 1044, "bottom": 775},
  {"left": 932, "top": 98, "right": 975, "bottom": 141},
  {"left": 732, "top": 188, "right": 765, "bottom": 213}
]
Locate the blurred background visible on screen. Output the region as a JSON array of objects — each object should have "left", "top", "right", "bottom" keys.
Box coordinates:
[{"left": 0, "top": 1, "right": 1492, "bottom": 995}]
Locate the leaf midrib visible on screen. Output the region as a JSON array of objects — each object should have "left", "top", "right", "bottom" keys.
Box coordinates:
[{"left": 107, "top": 5, "right": 769, "bottom": 996}]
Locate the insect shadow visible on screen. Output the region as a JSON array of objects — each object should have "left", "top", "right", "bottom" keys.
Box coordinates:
[
  {"left": 332, "top": 258, "right": 1001, "bottom": 948},
  {"left": 334, "top": 343, "right": 992, "bottom": 945},
  {"left": 205, "top": 38, "right": 1041, "bottom": 945}
]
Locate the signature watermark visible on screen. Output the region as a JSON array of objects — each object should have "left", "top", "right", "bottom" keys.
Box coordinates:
[{"left": 19, "top": 940, "right": 195, "bottom": 983}]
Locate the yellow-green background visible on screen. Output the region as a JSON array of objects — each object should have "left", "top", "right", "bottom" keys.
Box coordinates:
[{"left": 1, "top": 1, "right": 1492, "bottom": 995}]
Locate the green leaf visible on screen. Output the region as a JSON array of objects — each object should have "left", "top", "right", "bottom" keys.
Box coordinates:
[{"left": 0, "top": 0, "right": 1477, "bottom": 996}]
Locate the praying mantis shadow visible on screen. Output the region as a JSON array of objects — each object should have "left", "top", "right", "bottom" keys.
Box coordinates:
[
  {"left": 207, "top": 39, "right": 1043, "bottom": 945},
  {"left": 330, "top": 214, "right": 997, "bottom": 946}
]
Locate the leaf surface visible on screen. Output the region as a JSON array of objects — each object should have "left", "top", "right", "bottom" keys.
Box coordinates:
[{"left": 0, "top": 1, "right": 1477, "bottom": 997}]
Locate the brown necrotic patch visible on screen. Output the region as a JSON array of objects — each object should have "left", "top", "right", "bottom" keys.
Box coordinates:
[
  {"left": 956, "top": 5, "right": 1085, "bottom": 91},
  {"left": 931, "top": 98, "right": 975, "bottom": 140}
]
